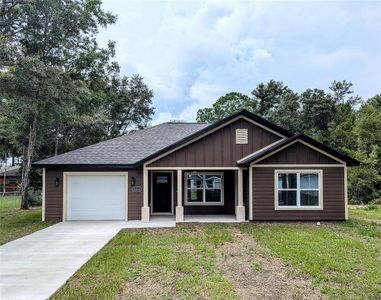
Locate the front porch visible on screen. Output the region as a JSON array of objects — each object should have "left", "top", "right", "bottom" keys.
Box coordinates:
[
  {"left": 151, "top": 214, "right": 241, "bottom": 223},
  {"left": 141, "top": 168, "right": 247, "bottom": 223}
]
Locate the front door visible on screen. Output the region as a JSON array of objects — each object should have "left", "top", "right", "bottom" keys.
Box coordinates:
[{"left": 152, "top": 172, "right": 173, "bottom": 214}]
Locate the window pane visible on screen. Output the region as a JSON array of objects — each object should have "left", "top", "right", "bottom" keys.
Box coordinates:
[
  {"left": 300, "top": 173, "right": 319, "bottom": 189},
  {"left": 187, "top": 174, "right": 203, "bottom": 188},
  {"left": 205, "top": 175, "right": 222, "bottom": 189},
  {"left": 187, "top": 189, "right": 203, "bottom": 202},
  {"left": 205, "top": 189, "right": 221, "bottom": 202},
  {"left": 278, "top": 191, "right": 297, "bottom": 206},
  {"left": 300, "top": 191, "right": 319, "bottom": 206},
  {"left": 278, "top": 173, "right": 297, "bottom": 189}
]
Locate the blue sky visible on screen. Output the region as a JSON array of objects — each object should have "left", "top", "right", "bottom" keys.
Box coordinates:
[{"left": 98, "top": 0, "right": 381, "bottom": 124}]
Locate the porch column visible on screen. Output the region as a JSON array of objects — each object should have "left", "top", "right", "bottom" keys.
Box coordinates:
[
  {"left": 176, "top": 169, "right": 184, "bottom": 222},
  {"left": 236, "top": 168, "right": 245, "bottom": 222},
  {"left": 141, "top": 166, "right": 150, "bottom": 222}
]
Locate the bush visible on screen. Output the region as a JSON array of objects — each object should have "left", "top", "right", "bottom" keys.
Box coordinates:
[{"left": 28, "top": 189, "right": 42, "bottom": 206}]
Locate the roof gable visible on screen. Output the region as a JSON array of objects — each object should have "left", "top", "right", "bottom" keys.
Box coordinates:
[
  {"left": 238, "top": 134, "right": 359, "bottom": 166},
  {"left": 147, "top": 117, "right": 283, "bottom": 168}
]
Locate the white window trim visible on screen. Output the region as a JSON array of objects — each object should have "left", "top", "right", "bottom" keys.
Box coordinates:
[
  {"left": 184, "top": 172, "right": 224, "bottom": 206},
  {"left": 274, "top": 169, "right": 323, "bottom": 210}
]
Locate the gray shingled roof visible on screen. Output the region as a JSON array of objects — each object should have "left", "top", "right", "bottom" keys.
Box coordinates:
[{"left": 34, "top": 122, "right": 209, "bottom": 166}]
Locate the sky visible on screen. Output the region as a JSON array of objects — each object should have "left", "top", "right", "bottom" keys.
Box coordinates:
[{"left": 97, "top": 0, "right": 381, "bottom": 124}]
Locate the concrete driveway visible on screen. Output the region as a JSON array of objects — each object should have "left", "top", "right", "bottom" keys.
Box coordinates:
[{"left": 0, "top": 219, "right": 175, "bottom": 300}]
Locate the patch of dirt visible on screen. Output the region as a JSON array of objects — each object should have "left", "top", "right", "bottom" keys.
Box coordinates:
[
  {"left": 215, "top": 227, "right": 324, "bottom": 300},
  {"left": 118, "top": 269, "right": 181, "bottom": 300}
]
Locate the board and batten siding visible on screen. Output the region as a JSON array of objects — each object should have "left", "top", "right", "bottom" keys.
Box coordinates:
[
  {"left": 148, "top": 118, "right": 282, "bottom": 168},
  {"left": 45, "top": 168, "right": 143, "bottom": 221},
  {"left": 257, "top": 142, "right": 339, "bottom": 165},
  {"left": 252, "top": 167, "right": 345, "bottom": 220}
]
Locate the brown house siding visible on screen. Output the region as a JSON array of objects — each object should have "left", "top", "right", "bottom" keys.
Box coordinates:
[
  {"left": 252, "top": 167, "right": 345, "bottom": 220},
  {"left": 127, "top": 168, "right": 143, "bottom": 220},
  {"left": 258, "top": 142, "right": 340, "bottom": 165},
  {"left": 44, "top": 168, "right": 143, "bottom": 221},
  {"left": 148, "top": 118, "right": 282, "bottom": 168},
  {"left": 45, "top": 169, "right": 63, "bottom": 221}
]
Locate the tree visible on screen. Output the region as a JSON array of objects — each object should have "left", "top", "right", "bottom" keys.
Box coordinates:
[
  {"left": 0, "top": 0, "right": 154, "bottom": 208},
  {"left": 268, "top": 91, "right": 302, "bottom": 133},
  {"left": 197, "top": 92, "right": 256, "bottom": 123},
  {"left": 251, "top": 80, "right": 291, "bottom": 117},
  {"left": 0, "top": 57, "right": 81, "bottom": 208},
  {"left": 299, "top": 89, "right": 336, "bottom": 142}
]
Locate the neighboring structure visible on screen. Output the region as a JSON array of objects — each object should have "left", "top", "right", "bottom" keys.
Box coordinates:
[
  {"left": 0, "top": 166, "right": 20, "bottom": 194},
  {"left": 33, "top": 110, "right": 359, "bottom": 222}
]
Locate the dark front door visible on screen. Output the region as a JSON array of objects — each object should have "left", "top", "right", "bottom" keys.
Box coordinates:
[{"left": 152, "top": 172, "right": 172, "bottom": 214}]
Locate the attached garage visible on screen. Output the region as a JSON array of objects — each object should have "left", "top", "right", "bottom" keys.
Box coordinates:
[{"left": 64, "top": 173, "right": 128, "bottom": 221}]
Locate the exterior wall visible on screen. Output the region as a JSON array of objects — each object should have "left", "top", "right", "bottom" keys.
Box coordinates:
[
  {"left": 252, "top": 167, "right": 345, "bottom": 220},
  {"left": 45, "top": 167, "right": 143, "bottom": 221},
  {"left": 45, "top": 169, "right": 63, "bottom": 221},
  {"left": 258, "top": 142, "right": 340, "bottom": 165},
  {"left": 0, "top": 176, "right": 19, "bottom": 192},
  {"left": 127, "top": 168, "right": 143, "bottom": 220},
  {"left": 148, "top": 118, "right": 282, "bottom": 168}
]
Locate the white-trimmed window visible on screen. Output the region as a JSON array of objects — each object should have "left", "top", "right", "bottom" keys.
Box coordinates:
[
  {"left": 184, "top": 172, "right": 224, "bottom": 206},
  {"left": 275, "top": 170, "right": 323, "bottom": 210}
]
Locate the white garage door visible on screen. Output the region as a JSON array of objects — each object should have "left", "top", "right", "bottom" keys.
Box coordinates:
[{"left": 67, "top": 175, "right": 127, "bottom": 221}]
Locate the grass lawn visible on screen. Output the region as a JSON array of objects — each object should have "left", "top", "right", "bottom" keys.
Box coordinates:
[
  {"left": 0, "top": 196, "right": 56, "bottom": 245},
  {"left": 53, "top": 220, "right": 381, "bottom": 300},
  {"left": 349, "top": 204, "right": 381, "bottom": 221}
]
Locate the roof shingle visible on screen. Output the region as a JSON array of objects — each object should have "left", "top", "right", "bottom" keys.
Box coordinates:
[{"left": 34, "top": 122, "right": 209, "bottom": 166}]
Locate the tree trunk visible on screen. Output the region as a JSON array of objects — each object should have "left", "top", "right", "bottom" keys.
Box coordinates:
[{"left": 20, "top": 116, "right": 38, "bottom": 210}]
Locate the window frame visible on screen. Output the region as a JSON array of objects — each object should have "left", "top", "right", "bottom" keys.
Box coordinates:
[
  {"left": 274, "top": 169, "right": 323, "bottom": 210},
  {"left": 184, "top": 172, "right": 224, "bottom": 206}
]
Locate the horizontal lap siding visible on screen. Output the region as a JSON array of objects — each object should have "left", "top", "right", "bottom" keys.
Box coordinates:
[
  {"left": 45, "top": 170, "right": 64, "bottom": 221},
  {"left": 127, "top": 169, "right": 143, "bottom": 220},
  {"left": 45, "top": 168, "right": 143, "bottom": 221},
  {"left": 252, "top": 167, "right": 345, "bottom": 220},
  {"left": 148, "top": 119, "right": 282, "bottom": 168}
]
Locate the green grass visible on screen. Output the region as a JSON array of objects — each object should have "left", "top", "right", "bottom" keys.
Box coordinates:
[
  {"left": 0, "top": 195, "right": 21, "bottom": 208},
  {"left": 240, "top": 221, "right": 381, "bottom": 299},
  {"left": 0, "top": 196, "right": 56, "bottom": 245},
  {"left": 349, "top": 204, "right": 381, "bottom": 221},
  {"left": 52, "top": 220, "right": 381, "bottom": 300},
  {"left": 52, "top": 224, "right": 238, "bottom": 300}
]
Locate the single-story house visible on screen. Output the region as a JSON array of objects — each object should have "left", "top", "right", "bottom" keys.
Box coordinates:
[
  {"left": 0, "top": 165, "right": 20, "bottom": 193},
  {"left": 33, "top": 110, "right": 359, "bottom": 222}
]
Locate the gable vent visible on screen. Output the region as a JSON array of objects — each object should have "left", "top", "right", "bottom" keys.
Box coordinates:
[{"left": 236, "top": 129, "right": 248, "bottom": 144}]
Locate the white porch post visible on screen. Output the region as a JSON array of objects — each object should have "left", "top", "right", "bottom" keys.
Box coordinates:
[
  {"left": 141, "top": 166, "right": 150, "bottom": 222},
  {"left": 236, "top": 168, "right": 245, "bottom": 221},
  {"left": 176, "top": 169, "right": 184, "bottom": 222}
]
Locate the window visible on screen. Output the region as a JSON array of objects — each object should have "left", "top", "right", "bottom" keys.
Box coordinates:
[
  {"left": 236, "top": 129, "right": 248, "bottom": 144},
  {"left": 275, "top": 170, "right": 322, "bottom": 210},
  {"left": 185, "top": 172, "right": 223, "bottom": 205}
]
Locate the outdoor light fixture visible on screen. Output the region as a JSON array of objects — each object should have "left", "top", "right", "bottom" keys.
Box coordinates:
[
  {"left": 55, "top": 177, "right": 60, "bottom": 187},
  {"left": 130, "top": 177, "right": 136, "bottom": 187}
]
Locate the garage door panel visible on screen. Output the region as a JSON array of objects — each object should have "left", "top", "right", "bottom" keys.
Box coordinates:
[{"left": 67, "top": 175, "right": 126, "bottom": 221}]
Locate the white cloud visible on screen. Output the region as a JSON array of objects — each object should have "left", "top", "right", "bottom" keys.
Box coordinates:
[
  {"left": 311, "top": 48, "right": 365, "bottom": 68},
  {"left": 99, "top": 0, "right": 381, "bottom": 122}
]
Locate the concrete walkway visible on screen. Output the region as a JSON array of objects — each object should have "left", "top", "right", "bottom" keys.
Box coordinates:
[{"left": 0, "top": 220, "right": 175, "bottom": 300}]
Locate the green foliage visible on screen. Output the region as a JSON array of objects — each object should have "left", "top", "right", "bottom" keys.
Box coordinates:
[
  {"left": 197, "top": 92, "right": 256, "bottom": 123},
  {"left": 251, "top": 80, "right": 291, "bottom": 117},
  {"left": 0, "top": 0, "right": 154, "bottom": 207}
]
